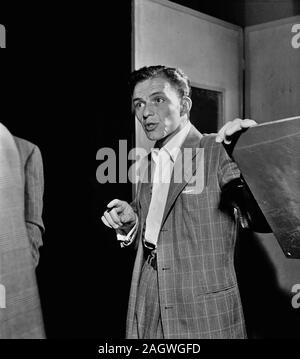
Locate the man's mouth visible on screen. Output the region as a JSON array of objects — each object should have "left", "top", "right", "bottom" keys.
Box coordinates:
[{"left": 144, "top": 123, "right": 158, "bottom": 131}]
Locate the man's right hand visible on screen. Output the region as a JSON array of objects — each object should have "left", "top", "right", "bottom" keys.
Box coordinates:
[{"left": 101, "top": 199, "right": 136, "bottom": 230}]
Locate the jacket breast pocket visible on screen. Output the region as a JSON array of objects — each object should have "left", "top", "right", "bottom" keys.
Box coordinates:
[
  {"left": 180, "top": 185, "right": 208, "bottom": 212},
  {"left": 197, "top": 284, "right": 237, "bottom": 298}
]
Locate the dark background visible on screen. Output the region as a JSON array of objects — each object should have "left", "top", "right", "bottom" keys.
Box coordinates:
[
  {"left": 1, "top": 0, "right": 299, "bottom": 339},
  {"left": 1, "top": 2, "right": 135, "bottom": 338}
]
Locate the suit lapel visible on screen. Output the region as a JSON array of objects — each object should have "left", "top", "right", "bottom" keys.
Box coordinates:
[{"left": 160, "top": 125, "right": 203, "bottom": 228}]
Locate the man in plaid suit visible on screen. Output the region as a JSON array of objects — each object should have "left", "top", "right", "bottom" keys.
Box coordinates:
[
  {"left": 0, "top": 123, "right": 45, "bottom": 338},
  {"left": 102, "top": 66, "right": 257, "bottom": 339}
]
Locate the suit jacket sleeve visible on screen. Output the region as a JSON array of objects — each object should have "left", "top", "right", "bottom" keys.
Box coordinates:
[
  {"left": 217, "top": 143, "right": 271, "bottom": 232},
  {"left": 217, "top": 143, "right": 241, "bottom": 188},
  {"left": 116, "top": 194, "right": 140, "bottom": 248},
  {"left": 24, "top": 144, "right": 45, "bottom": 266}
]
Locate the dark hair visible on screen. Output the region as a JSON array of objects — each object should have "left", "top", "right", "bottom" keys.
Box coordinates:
[{"left": 129, "top": 65, "right": 191, "bottom": 99}]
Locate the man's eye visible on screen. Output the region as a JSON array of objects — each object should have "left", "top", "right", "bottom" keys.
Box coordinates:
[
  {"left": 134, "top": 102, "right": 144, "bottom": 109},
  {"left": 154, "top": 97, "right": 165, "bottom": 104}
]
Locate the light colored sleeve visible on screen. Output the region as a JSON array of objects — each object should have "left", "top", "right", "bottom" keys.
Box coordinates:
[
  {"left": 117, "top": 214, "right": 139, "bottom": 248},
  {"left": 24, "top": 145, "right": 45, "bottom": 266}
]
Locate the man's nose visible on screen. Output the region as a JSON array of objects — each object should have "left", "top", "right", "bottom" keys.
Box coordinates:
[{"left": 142, "top": 103, "right": 154, "bottom": 119}]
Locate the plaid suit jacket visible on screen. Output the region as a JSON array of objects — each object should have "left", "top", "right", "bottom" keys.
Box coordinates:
[
  {"left": 0, "top": 125, "right": 45, "bottom": 338},
  {"left": 126, "top": 124, "right": 247, "bottom": 339}
]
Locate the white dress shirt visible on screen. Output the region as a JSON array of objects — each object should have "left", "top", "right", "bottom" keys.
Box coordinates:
[{"left": 117, "top": 121, "right": 191, "bottom": 247}]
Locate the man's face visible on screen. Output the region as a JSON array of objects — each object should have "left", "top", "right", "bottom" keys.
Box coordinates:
[{"left": 132, "top": 77, "right": 184, "bottom": 142}]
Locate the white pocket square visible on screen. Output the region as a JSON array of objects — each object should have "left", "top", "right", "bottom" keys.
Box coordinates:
[{"left": 182, "top": 187, "right": 200, "bottom": 194}]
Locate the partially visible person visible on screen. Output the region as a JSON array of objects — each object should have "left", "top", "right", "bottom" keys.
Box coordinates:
[{"left": 0, "top": 123, "right": 45, "bottom": 338}]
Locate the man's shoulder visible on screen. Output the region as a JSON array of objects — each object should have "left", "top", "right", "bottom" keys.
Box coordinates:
[
  {"left": 185, "top": 125, "right": 222, "bottom": 157},
  {"left": 189, "top": 124, "right": 217, "bottom": 144},
  {"left": 201, "top": 132, "right": 217, "bottom": 142},
  {"left": 13, "top": 136, "right": 41, "bottom": 165},
  {"left": 200, "top": 132, "right": 223, "bottom": 155},
  {"left": 14, "top": 136, "right": 35, "bottom": 151}
]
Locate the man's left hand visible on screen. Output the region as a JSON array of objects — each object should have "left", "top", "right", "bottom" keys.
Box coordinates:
[{"left": 216, "top": 118, "right": 257, "bottom": 144}]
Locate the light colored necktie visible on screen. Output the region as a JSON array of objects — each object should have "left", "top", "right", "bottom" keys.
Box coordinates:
[{"left": 144, "top": 148, "right": 173, "bottom": 249}]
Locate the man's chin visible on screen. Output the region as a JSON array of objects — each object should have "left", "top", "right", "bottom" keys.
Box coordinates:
[{"left": 145, "top": 132, "right": 160, "bottom": 141}]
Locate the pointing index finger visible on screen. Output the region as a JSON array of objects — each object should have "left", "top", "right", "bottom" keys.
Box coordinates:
[{"left": 107, "top": 199, "right": 120, "bottom": 208}]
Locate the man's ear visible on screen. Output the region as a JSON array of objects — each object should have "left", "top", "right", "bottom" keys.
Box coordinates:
[{"left": 180, "top": 96, "right": 192, "bottom": 116}]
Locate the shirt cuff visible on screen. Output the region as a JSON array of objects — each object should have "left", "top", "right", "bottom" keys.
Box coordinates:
[{"left": 116, "top": 214, "right": 139, "bottom": 247}]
